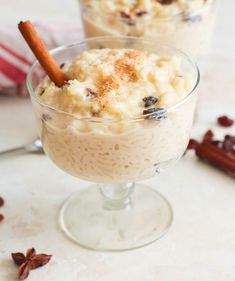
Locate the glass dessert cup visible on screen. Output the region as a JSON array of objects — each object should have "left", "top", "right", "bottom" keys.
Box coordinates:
[
  {"left": 27, "top": 37, "right": 200, "bottom": 251},
  {"left": 79, "top": 0, "right": 217, "bottom": 59}
]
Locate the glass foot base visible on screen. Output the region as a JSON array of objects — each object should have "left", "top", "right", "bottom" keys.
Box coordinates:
[{"left": 59, "top": 184, "right": 173, "bottom": 251}]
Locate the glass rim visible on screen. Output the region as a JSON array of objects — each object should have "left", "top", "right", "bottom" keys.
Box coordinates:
[
  {"left": 27, "top": 36, "right": 200, "bottom": 123},
  {"left": 79, "top": 0, "right": 215, "bottom": 23}
]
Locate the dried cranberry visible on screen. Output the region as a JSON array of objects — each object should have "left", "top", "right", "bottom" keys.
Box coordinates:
[
  {"left": 0, "top": 196, "right": 4, "bottom": 207},
  {"left": 0, "top": 214, "right": 4, "bottom": 222},
  {"left": 187, "top": 139, "right": 199, "bottom": 150},
  {"left": 217, "top": 115, "right": 234, "bottom": 127},
  {"left": 222, "top": 135, "right": 235, "bottom": 153}
]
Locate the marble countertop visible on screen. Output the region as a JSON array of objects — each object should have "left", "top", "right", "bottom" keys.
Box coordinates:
[{"left": 0, "top": 0, "right": 235, "bottom": 280}]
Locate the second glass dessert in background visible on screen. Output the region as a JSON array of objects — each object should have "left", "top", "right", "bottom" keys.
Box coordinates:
[
  {"left": 27, "top": 37, "right": 199, "bottom": 251},
  {"left": 79, "top": 0, "right": 217, "bottom": 59}
]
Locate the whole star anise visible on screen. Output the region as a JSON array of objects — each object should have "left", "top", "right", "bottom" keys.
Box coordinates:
[{"left": 12, "top": 248, "right": 52, "bottom": 280}]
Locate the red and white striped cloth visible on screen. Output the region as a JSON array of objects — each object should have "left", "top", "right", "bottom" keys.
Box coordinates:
[{"left": 0, "top": 21, "right": 84, "bottom": 96}]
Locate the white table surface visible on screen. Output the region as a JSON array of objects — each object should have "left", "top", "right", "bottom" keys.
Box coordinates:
[{"left": 0, "top": 1, "right": 235, "bottom": 280}]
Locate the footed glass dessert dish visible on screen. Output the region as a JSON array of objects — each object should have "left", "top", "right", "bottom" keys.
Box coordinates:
[{"left": 27, "top": 37, "right": 199, "bottom": 251}]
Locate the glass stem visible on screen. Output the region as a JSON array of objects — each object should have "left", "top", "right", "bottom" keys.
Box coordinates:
[{"left": 99, "top": 182, "right": 135, "bottom": 210}]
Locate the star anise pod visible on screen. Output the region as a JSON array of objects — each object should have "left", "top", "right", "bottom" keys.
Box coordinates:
[
  {"left": 11, "top": 248, "right": 52, "bottom": 280},
  {"left": 18, "top": 263, "right": 30, "bottom": 281},
  {"left": 26, "top": 248, "right": 36, "bottom": 260},
  {"left": 12, "top": 253, "right": 27, "bottom": 266}
]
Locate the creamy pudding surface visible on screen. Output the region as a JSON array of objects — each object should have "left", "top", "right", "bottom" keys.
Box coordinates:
[
  {"left": 36, "top": 48, "right": 197, "bottom": 183},
  {"left": 82, "top": 0, "right": 209, "bottom": 18},
  {"left": 80, "top": 0, "right": 216, "bottom": 58},
  {"left": 39, "top": 48, "right": 192, "bottom": 119}
]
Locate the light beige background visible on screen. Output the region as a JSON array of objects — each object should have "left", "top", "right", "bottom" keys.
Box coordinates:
[{"left": 0, "top": 0, "right": 79, "bottom": 24}]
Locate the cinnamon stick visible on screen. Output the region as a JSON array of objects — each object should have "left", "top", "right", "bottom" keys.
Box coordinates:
[
  {"left": 196, "top": 141, "right": 235, "bottom": 177},
  {"left": 18, "top": 21, "right": 65, "bottom": 87}
]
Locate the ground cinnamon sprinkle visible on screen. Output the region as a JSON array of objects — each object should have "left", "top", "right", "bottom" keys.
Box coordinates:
[
  {"left": 114, "top": 59, "right": 138, "bottom": 82},
  {"left": 98, "top": 75, "right": 119, "bottom": 94},
  {"left": 124, "top": 50, "right": 143, "bottom": 61}
]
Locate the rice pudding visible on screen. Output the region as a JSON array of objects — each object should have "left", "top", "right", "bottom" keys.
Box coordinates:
[{"left": 35, "top": 48, "right": 198, "bottom": 183}]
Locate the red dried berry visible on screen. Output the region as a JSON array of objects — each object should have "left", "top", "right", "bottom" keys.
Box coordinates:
[
  {"left": 0, "top": 214, "right": 4, "bottom": 222},
  {"left": 222, "top": 135, "right": 235, "bottom": 153},
  {"left": 217, "top": 115, "right": 234, "bottom": 127},
  {"left": 0, "top": 196, "right": 4, "bottom": 207}
]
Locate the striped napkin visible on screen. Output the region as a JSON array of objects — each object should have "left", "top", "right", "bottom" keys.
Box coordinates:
[{"left": 0, "top": 21, "right": 84, "bottom": 96}]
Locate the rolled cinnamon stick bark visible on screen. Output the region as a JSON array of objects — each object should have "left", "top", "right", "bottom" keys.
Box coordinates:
[
  {"left": 18, "top": 21, "right": 66, "bottom": 87},
  {"left": 196, "top": 141, "right": 235, "bottom": 177}
]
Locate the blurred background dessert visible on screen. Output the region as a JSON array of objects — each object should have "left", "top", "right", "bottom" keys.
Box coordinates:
[{"left": 80, "top": 0, "right": 217, "bottom": 58}]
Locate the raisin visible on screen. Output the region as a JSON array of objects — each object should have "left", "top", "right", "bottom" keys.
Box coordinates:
[
  {"left": 120, "top": 11, "right": 131, "bottom": 19},
  {"left": 143, "top": 108, "right": 167, "bottom": 120},
  {"left": 157, "top": 0, "right": 176, "bottom": 5},
  {"left": 143, "top": 96, "right": 159, "bottom": 108},
  {"left": 136, "top": 11, "right": 148, "bottom": 17}
]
